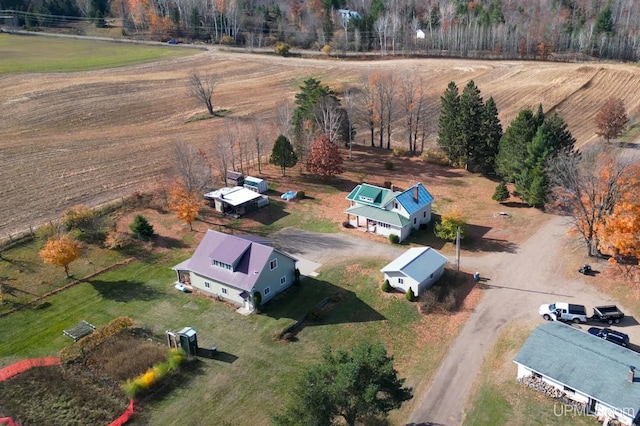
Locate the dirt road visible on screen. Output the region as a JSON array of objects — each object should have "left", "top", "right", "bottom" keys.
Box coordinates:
[
  {"left": 407, "top": 214, "right": 638, "bottom": 426},
  {"left": 272, "top": 220, "right": 639, "bottom": 426}
]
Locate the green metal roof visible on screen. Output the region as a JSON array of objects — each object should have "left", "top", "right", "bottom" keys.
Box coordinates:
[
  {"left": 346, "top": 183, "right": 397, "bottom": 208},
  {"left": 514, "top": 321, "right": 640, "bottom": 412},
  {"left": 344, "top": 205, "right": 409, "bottom": 227}
]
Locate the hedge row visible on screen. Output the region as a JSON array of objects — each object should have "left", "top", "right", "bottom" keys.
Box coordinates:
[{"left": 122, "top": 349, "right": 186, "bottom": 398}]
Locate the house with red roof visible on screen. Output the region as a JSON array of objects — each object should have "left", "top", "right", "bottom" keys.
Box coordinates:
[{"left": 172, "top": 230, "right": 297, "bottom": 312}]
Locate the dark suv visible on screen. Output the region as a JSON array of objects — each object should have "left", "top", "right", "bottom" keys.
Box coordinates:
[{"left": 588, "top": 327, "right": 630, "bottom": 347}]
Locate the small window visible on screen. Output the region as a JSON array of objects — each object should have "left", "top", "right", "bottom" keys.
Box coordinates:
[
  {"left": 430, "top": 273, "right": 433, "bottom": 279},
  {"left": 280, "top": 276, "right": 286, "bottom": 285},
  {"left": 270, "top": 259, "right": 278, "bottom": 270},
  {"left": 221, "top": 288, "right": 227, "bottom": 294},
  {"left": 414, "top": 218, "right": 417, "bottom": 224},
  {"left": 264, "top": 287, "right": 271, "bottom": 296},
  {"left": 423, "top": 211, "right": 426, "bottom": 218},
  {"left": 398, "top": 278, "right": 404, "bottom": 284},
  {"left": 394, "top": 202, "right": 398, "bottom": 209},
  {"left": 204, "top": 282, "right": 210, "bottom": 288}
]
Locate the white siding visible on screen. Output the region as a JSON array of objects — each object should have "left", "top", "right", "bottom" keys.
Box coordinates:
[{"left": 253, "top": 251, "right": 296, "bottom": 304}]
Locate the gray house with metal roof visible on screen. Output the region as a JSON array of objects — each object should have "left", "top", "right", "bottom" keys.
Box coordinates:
[
  {"left": 344, "top": 183, "right": 433, "bottom": 242},
  {"left": 514, "top": 321, "right": 640, "bottom": 425},
  {"left": 172, "top": 230, "right": 297, "bottom": 312}
]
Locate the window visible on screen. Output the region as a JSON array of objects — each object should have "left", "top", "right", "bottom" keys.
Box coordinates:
[
  {"left": 264, "top": 287, "right": 271, "bottom": 296},
  {"left": 280, "top": 276, "right": 286, "bottom": 285},
  {"left": 398, "top": 278, "right": 404, "bottom": 284},
  {"left": 378, "top": 222, "right": 391, "bottom": 229},
  {"left": 394, "top": 202, "right": 398, "bottom": 209},
  {"left": 423, "top": 211, "right": 426, "bottom": 218},
  {"left": 221, "top": 288, "right": 227, "bottom": 295},
  {"left": 430, "top": 273, "right": 433, "bottom": 279},
  {"left": 414, "top": 218, "right": 417, "bottom": 224},
  {"left": 212, "top": 259, "right": 232, "bottom": 270},
  {"left": 270, "top": 259, "right": 278, "bottom": 270},
  {"left": 204, "top": 282, "right": 210, "bottom": 289}
]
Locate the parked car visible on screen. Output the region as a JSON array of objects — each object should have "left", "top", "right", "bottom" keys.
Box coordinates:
[
  {"left": 588, "top": 327, "right": 630, "bottom": 347},
  {"left": 539, "top": 302, "right": 587, "bottom": 323},
  {"left": 174, "top": 283, "right": 191, "bottom": 293},
  {"left": 591, "top": 305, "right": 625, "bottom": 325},
  {"left": 167, "top": 38, "right": 178, "bottom": 45}
]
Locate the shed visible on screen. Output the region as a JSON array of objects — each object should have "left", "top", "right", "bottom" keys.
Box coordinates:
[
  {"left": 204, "top": 187, "right": 269, "bottom": 217},
  {"left": 226, "top": 170, "right": 244, "bottom": 187},
  {"left": 243, "top": 176, "right": 268, "bottom": 194},
  {"left": 380, "top": 247, "right": 448, "bottom": 296}
]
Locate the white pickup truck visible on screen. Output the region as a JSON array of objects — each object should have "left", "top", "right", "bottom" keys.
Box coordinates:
[{"left": 539, "top": 302, "right": 587, "bottom": 323}]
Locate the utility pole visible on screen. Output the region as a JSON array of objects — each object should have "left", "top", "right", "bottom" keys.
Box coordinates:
[{"left": 456, "top": 226, "right": 461, "bottom": 273}]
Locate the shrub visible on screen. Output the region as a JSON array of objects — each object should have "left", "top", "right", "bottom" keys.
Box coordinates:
[
  {"left": 441, "top": 292, "right": 458, "bottom": 312},
  {"left": 434, "top": 209, "right": 467, "bottom": 242},
  {"left": 296, "top": 191, "right": 305, "bottom": 199},
  {"left": 220, "top": 35, "right": 235, "bottom": 45},
  {"left": 308, "top": 308, "right": 324, "bottom": 322},
  {"left": 419, "top": 291, "right": 439, "bottom": 314},
  {"left": 384, "top": 160, "right": 394, "bottom": 171},
  {"left": 492, "top": 182, "right": 510, "bottom": 203},
  {"left": 392, "top": 147, "right": 408, "bottom": 157},
  {"left": 321, "top": 44, "right": 332, "bottom": 55},
  {"left": 381, "top": 279, "right": 391, "bottom": 292},
  {"left": 405, "top": 287, "right": 415, "bottom": 302},
  {"left": 253, "top": 291, "right": 262, "bottom": 312},
  {"left": 342, "top": 221, "right": 353, "bottom": 228},
  {"left": 389, "top": 234, "right": 400, "bottom": 244},
  {"left": 274, "top": 42, "right": 291, "bottom": 56},
  {"left": 104, "top": 231, "right": 132, "bottom": 250},
  {"left": 421, "top": 149, "right": 450, "bottom": 166},
  {"left": 123, "top": 348, "right": 186, "bottom": 398},
  {"left": 383, "top": 180, "right": 392, "bottom": 189},
  {"left": 294, "top": 268, "right": 301, "bottom": 284}
]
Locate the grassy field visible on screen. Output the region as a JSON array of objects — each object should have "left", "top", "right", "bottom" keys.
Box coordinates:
[
  {"left": 0, "top": 203, "right": 475, "bottom": 425},
  {"left": 0, "top": 33, "right": 197, "bottom": 74},
  {"left": 463, "top": 321, "right": 600, "bottom": 426}
]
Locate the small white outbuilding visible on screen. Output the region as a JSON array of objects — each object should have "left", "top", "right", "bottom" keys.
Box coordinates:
[{"left": 380, "top": 247, "right": 448, "bottom": 296}]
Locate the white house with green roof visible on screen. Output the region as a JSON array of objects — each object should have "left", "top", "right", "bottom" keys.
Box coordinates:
[
  {"left": 514, "top": 321, "right": 640, "bottom": 425},
  {"left": 345, "top": 183, "right": 433, "bottom": 242}
]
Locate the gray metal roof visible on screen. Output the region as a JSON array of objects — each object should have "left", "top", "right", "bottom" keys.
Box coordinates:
[
  {"left": 380, "top": 247, "right": 448, "bottom": 281},
  {"left": 514, "top": 321, "right": 640, "bottom": 411}
]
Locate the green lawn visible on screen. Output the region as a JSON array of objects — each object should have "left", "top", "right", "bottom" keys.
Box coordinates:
[
  {"left": 463, "top": 322, "right": 600, "bottom": 426},
  {"left": 0, "top": 33, "right": 198, "bottom": 74}
]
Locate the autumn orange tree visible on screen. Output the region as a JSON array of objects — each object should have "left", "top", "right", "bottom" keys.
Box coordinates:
[
  {"left": 306, "top": 135, "right": 344, "bottom": 179},
  {"left": 549, "top": 147, "right": 636, "bottom": 257},
  {"left": 39, "top": 234, "right": 82, "bottom": 278},
  {"left": 596, "top": 165, "right": 640, "bottom": 263},
  {"left": 168, "top": 178, "right": 203, "bottom": 231},
  {"left": 595, "top": 96, "right": 628, "bottom": 143}
]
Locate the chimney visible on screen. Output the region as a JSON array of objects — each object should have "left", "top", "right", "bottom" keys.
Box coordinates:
[
  {"left": 413, "top": 185, "right": 419, "bottom": 202},
  {"left": 628, "top": 366, "right": 635, "bottom": 383},
  {"left": 390, "top": 184, "right": 395, "bottom": 192}
]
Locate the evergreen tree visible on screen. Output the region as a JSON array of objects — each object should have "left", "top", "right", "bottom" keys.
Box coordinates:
[
  {"left": 270, "top": 135, "right": 298, "bottom": 177},
  {"left": 534, "top": 103, "right": 545, "bottom": 128},
  {"left": 476, "top": 96, "right": 503, "bottom": 174},
  {"left": 541, "top": 112, "right": 576, "bottom": 154},
  {"left": 437, "top": 82, "right": 462, "bottom": 165},
  {"left": 595, "top": 5, "right": 614, "bottom": 36},
  {"left": 492, "top": 182, "right": 510, "bottom": 203},
  {"left": 458, "top": 80, "right": 484, "bottom": 170},
  {"left": 130, "top": 215, "right": 155, "bottom": 240},
  {"left": 496, "top": 109, "right": 538, "bottom": 182},
  {"left": 515, "top": 125, "right": 551, "bottom": 206}
]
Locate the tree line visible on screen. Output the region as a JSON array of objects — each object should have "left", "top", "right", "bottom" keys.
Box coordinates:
[{"left": 5, "top": 0, "right": 640, "bottom": 61}]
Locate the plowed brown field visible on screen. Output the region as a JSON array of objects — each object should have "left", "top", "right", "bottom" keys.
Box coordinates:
[{"left": 2, "top": 42, "right": 640, "bottom": 239}]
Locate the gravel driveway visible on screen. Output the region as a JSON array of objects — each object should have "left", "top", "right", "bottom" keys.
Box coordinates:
[{"left": 273, "top": 220, "right": 640, "bottom": 426}]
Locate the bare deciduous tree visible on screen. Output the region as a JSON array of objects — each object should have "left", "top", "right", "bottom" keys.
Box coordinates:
[
  {"left": 314, "top": 96, "right": 344, "bottom": 144},
  {"left": 187, "top": 71, "right": 218, "bottom": 116},
  {"left": 173, "top": 141, "right": 213, "bottom": 193}
]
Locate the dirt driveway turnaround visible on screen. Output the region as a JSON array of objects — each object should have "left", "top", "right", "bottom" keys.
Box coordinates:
[{"left": 273, "top": 220, "right": 639, "bottom": 426}]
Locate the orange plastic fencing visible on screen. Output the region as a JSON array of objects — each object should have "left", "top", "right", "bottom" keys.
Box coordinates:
[
  {"left": 108, "top": 399, "right": 135, "bottom": 426},
  {"left": 0, "top": 356, "right": 61, "bottom": 382},
  {"left": 1, "top": 357, "right": 134, "bottom": 426}
]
